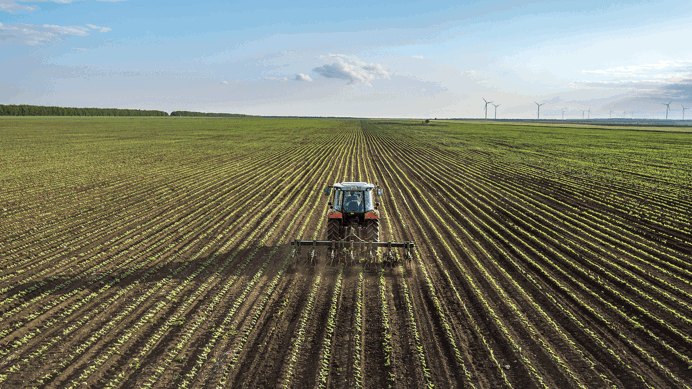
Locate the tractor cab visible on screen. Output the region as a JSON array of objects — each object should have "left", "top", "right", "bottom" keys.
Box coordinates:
[{"left": 324, "top": 182, "right": 380, "bottom": 214}]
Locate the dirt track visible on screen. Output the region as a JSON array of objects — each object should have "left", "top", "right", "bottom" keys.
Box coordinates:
[{"left": 0, "top": 118, "right": 691, "bottom": 388}]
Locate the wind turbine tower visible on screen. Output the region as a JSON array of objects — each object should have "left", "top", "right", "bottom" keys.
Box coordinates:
[
  {"left": 561, "top": 108, "right": 566, "bottom": 120},
  {"left": 682, "top": 105, "right": 689, "bottom": 120},
  {"left": 581, "top": 109, "right": 586, "bottom": 119},
  {"left": 663, "top": 101, "right": 672, "bottom": 119},
  {"left": 535, "top": 101, "right": 545, "bottom": 119},
  {"left": 492, "top": 103, "right": 500, "bottom": 120},
  {"left": 483, "top": 97, "right": 493, "bottom": 120},
  {"left": 609, "top": 110, "right": 613, "bottom": 119},
  {"left": 588, "top": 108, "right": 591, "bottom": 119}
]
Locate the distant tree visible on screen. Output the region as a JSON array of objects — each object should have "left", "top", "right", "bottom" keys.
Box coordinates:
[
  {"left": 0, "top": 104, "right": 170, "bottom": 116},
  {"left": 425, "top": 119, "right": 430, "bottom": 123}
]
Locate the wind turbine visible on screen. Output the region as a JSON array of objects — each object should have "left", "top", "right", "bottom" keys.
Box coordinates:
[
  {"left": 581, "top": 109, "right": 586, "bottom": 119},
  {"left": 587, "top": 108, "right": 591, "bottom": 119},
  {"left": 561, "top": 108, "right": 566, "bottom": 120},
  {"left": 683, "top": 105, "right": 689, "bottom": 120},
  {"left": 492, "top": 103, "right": 500, "bottom": 119},
  {"left": 663, "top": 101, "right": 672, "bottom": 119},
  {"left": 535, "top": 101, "right": 544, "bottom": 119},
  {"left": 609, "top": 110, "right": 613, "bottom": 119},
  {"left": 483, "top": 98, "right": 493, "bottom": 120}
]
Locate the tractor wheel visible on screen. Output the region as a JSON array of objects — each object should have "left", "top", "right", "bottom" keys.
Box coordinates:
[
  {"left": 327, "top": 219, "right": 341, "bottom": 241},
  {"left": 365, "top": 219, "right": 380, "bottom": 242}
]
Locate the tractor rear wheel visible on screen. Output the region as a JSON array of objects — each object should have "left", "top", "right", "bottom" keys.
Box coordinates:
[
  {"left": 365, "top": 219, "right": 380, "bottom": 242},
  {"left": 327, "top": 219, "right": 341, "bottom": 241}
]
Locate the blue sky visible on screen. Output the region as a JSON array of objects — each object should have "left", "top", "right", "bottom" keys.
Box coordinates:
[{"left": 2, "top": 0, "right": 692, "bottom": 118}]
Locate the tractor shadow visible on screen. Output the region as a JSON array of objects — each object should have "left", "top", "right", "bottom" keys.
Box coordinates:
[
  {"left": 0, "top": 240, "right": 279, "bottom": 304},
  {"left": 1, "top": 238, "right": 413, "bottom": 313}
]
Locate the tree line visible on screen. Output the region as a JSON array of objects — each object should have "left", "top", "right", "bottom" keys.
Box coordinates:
[
  {"left": 169, "top": 111, "right": 250, "bottom": 117},
  {"left": 0, "top": 104, "right": 255, "bottom": 118},
  {"left": 0, "top": 104, "right": 168, "bottom": 117}
]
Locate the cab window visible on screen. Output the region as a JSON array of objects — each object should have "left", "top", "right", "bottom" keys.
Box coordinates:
[
  {"left": 364, "top": 190, "right": 373, "bottom": 211},
  {"left": 333, "top": 190, "right": 343, "bottom": 211},
  {"left": 342, "top": 191, "right": 364, "bottom": 213}
]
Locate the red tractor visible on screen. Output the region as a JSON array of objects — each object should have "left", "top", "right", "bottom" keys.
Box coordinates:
[{"left": 291, "top": 182, "right": 414, "bottom": 265}]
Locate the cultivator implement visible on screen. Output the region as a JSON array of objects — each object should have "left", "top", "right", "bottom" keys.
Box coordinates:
[
  {"left": 291, "top": 228, "right": 415, "bottom": 266},
  {"left": 291, "top": 239, "right": 415, "bottom": 266}
]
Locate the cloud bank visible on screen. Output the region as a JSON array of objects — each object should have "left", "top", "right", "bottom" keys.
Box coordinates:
[
  {"left": 312, "top": 54, "right": 389, "bottom": 86},
  {"left": 0, "top": 0, "right": 37, "bottom": 13},
  {"left": 0, "top": 22, "right": 111, "bottom": 45},
  {"left": 1, "top": 0, "right": 127, "bottom": 12}
]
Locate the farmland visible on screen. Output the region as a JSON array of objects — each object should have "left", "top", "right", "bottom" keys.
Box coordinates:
[{"left": 0, "top": 116, "right": 691, "bottom": 388}]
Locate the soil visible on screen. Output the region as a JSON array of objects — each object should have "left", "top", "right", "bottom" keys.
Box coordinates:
[{"left": 0, "top": 119, "right": 690, "bottom": 388}]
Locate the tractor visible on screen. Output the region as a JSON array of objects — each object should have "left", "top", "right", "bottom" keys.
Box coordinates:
[{"left": 291, "top": 182, "right": 414, "bottom": 265}]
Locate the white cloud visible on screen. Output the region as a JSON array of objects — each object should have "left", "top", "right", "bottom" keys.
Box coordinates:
[
  {"left": 572, "top": 59, "right": 692, "bottom": 104},
  {"left": 265, "top": 77, "right": 289, "bottom": 82},
  {"left": 87, "top": 24, "right": 112, "bottom": 33},
  {"left": 294, "top": 73, "right": 312, "bottom": 82},
  {"left": 1, "top": 0, "right": 126, "bottom": 13},
  {"left": 412, "top": 55, "right": 424, "bottom": 59},
  {"left": 0, "top": 22, "right": 109, "bottom": 45},
  {"left": 312, "top": 54, "right": 390, "bottom": 86},
  {"left": 0, "top": 0, "right": 38, "bottom": 13},
  {"left": 581, "top": 60, "right": 692, "bottom": 80},
  {"left": 43, "top": 24, "right": 90, "bottom": 36},
  {"left": 221, "top": 80, "right": 229, "bottom": 85}
]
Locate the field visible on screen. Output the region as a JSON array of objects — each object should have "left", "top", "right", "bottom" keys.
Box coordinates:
[{"left": 1, "top": 116, "right": 691, "bottom": 388}]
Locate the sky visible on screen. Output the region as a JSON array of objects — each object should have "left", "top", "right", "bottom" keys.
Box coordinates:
[{"left": 2, "top": 0, "right": 692, "bottom": 119}]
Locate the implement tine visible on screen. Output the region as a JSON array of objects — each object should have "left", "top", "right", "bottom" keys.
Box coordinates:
[
  {"left": 405, "top": 242, "right": 413, "bottom": 263},
  {"left": 308, "top": 240, "right": 317, "bottom": 265},
  {"left": 387, "top": 241, "right": 393, "bottom": 266},
  {"left": 329, "top": 240, "right": 335, "bottom": 264}
]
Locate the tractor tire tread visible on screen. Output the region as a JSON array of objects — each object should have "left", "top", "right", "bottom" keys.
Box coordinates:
[
  {"left": 327, "top": 219, "right": 341, "bottom": 241},
  {"left": 365, "top": 219, "right": 380, "bottom": 242}
]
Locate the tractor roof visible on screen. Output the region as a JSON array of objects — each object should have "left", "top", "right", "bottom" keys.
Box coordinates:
[{"left": 333, "top": 182, "right": 375, "bottom": 191}]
